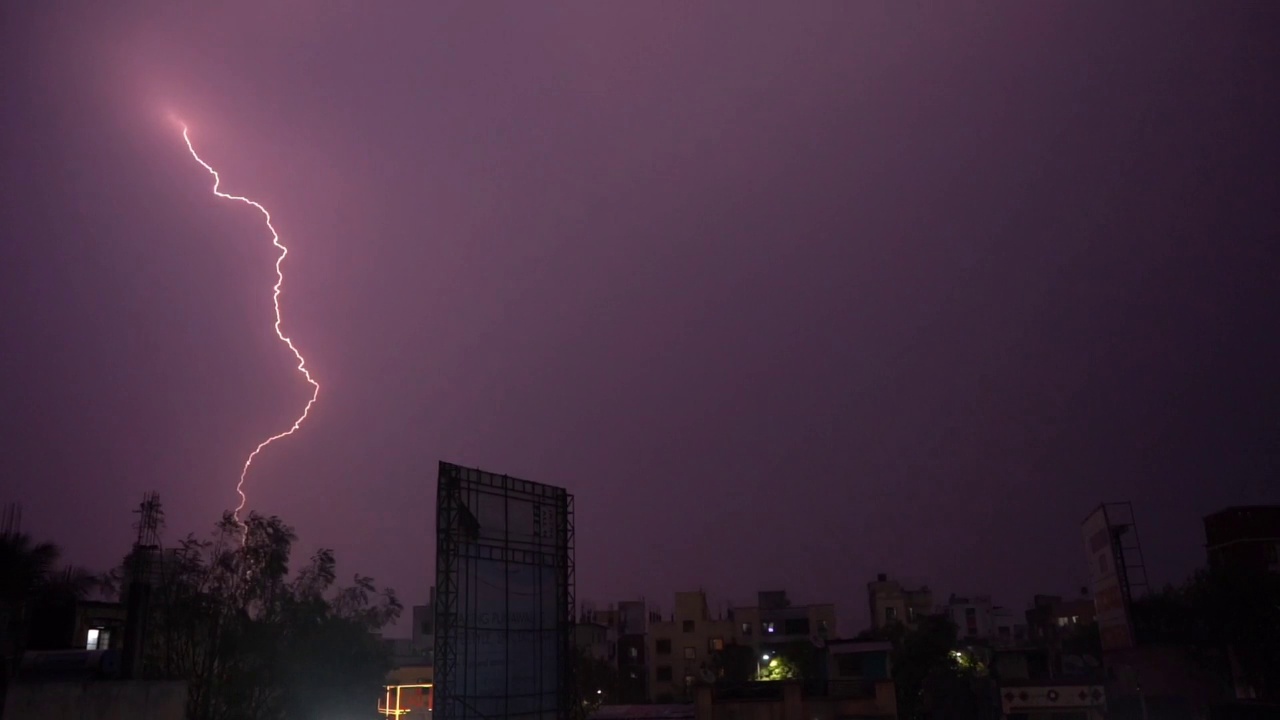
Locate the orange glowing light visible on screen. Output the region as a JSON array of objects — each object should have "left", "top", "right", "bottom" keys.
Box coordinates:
[
  {"left": 379, "top": 683, "right": 433, "bottom": 717},
  {"left": 181, "top": 126, "right": 320, "bottom": 539}
]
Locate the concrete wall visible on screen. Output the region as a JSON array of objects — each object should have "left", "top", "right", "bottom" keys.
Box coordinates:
[
  {"left": 693, "top": 682, "right": 896, "bottom": 720},
  {"left": 3, "top": 681, "right": 186, "bottom": 720}
]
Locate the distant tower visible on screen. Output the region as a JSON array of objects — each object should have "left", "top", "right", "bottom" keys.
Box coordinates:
[{"left": 121, "top": 492, "right": 163, "bottom": 679}]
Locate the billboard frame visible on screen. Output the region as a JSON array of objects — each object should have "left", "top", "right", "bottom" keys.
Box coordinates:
[
  {"left": 1081, "top": 502, "right": 1149, "bottom": 653},
  {"left": 434, "top": 461, "right": 576, "bottom": 720}
]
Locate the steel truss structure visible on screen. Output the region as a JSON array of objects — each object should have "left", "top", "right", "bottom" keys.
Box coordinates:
[{"left": 434, "top": 461, "right": 575, "bottom": 720}]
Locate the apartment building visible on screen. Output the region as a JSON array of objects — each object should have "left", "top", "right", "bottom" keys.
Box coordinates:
[
  {"left": 615, "top": 600, "right": 650, "bottom": 703},
  {"left": 867, "top": 573, "right": 933, "bottom": 630},
  {"left": 648, "top": 591, "right": 735, "bottom": 702},
  {"left": 729, "top": 590, "right": 836, "bottom": 653},
  {"left": 943, "top": 594, "right": 994, "bottom": 641}
]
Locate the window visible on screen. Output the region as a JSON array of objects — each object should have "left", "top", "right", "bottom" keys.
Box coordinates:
[
  {"left": 907, "top": 607, "right": 916, "bottom": 622},
  {"left": 684, "top": 675, "right": 696, "bottom": 688},
  {"left": 784, "top": 618, "right": 810, "bottom": 635},
  {"left": 709, "top": 637, "right": 724, "bottom": 652},
  {"left": 684, "top": 647, "right": 696, "bottom": 659},
  {"left": 86, "top": 628, "right": 101, "bottom": 650},
  {"left": 742, "top": 622, "right": 753, "bottom": 636},
  {"left": 682, "top": 620, "right": 695, "bottom": 633},
  {"left": 818, "top": 619, "right": 831, "bottom": 636},
  {"left": 764, "top": 621, "right": 776, "bottom": 634},
  {"left": 884, "top": 607, "right": 897, "bottom": 622},
  {"left": 656, "top": 639, "right": 672, "bottom": 655},
  {"left": 656, "top": 666, "right": 672, "bottom": 682},
  {"left": 628, "top": 647, "right": 638, "bottom": 659},
  {"left": 998, "top": 626, "right": 1011, "bottom": 638},
  {"left": 1071, "top": 616, "right": 1079, "bottom": 624},
  {"left": 1056, "top": 617, "right": 1070, "bottom": 627}
]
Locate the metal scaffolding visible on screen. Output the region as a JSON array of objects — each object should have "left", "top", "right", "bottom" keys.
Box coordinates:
[{"left": 433, "top": 461, "right": 575, "bottom": 720}]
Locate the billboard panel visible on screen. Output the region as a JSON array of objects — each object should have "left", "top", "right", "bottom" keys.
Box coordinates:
[
  {"left": 435, "top": 462, "right": 574, "bottom": 720},
  {"left": 1081, "top": 505, "right": 1134, "bottom": 651}
]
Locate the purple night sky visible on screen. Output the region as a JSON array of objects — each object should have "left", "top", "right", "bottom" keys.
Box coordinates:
[{"left": 2, "top": 2, "right": 1278, "bottom": 632}]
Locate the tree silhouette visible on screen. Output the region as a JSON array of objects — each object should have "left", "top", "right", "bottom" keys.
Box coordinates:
[
  {"left": 1, "top": 525, "right": 100, "bottom": 709},
  {"left": 129, "top": 511, "right": 401, "bottom": 720}
]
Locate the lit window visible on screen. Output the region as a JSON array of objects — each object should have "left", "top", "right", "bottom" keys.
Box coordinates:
[
  {"left": 709, "top": 637, "right": 724, "bottom": 652},
  {"left": 764, "top": 621, "right": 776, "bottom": 634},
  {"left": 629, "top": 647, "right": 638, "bottom": 659},
  {"left": 1057, "top": 617, "right": 1069, "bottom": 627},
  {"left": 742, "top": 622, "right": 753, "bottom": 636},
  {"left": 1071, "top": 616, "right": 1079, "bottom": 624},
  {"left": 86, "top": 628, "right": 101, "bottom": 650}
]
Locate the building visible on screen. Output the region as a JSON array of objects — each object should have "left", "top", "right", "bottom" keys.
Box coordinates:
[
  {"left": 575, "top": 620, "right": 616, "bottom": 665},
  {"left": 993, "top": 646, "right": 1106, "bottom": 720},
  {"left": 728, "top": 591, "right": 835, "bottom": 650},
  {"left": 940, "top": 594, "right": 1030, "bottom": 648},
  {"left": 1204, "top": 505, "right": 1280, "bottom": 574},
  {"left": 1025, "top": 591, "right": 1097, "bottom": 651},
  {"left": 826, "top": 638, "right": 896, "bottom": 713},
  {"left": 377, "top": 592, "right": 435, "bottom": 716},
  {"left": 382, "top": 591, "right": 435, "bottom": 669},
  {"left": 692, "top": 639, "right": 899, "bottom": 720},
  {"left": 379, "top": 665, "right": 433, "bottom": 720},
  {"left": 76, "top": 601, "right": 127, "bottom": 652},
  {"left": 648, "top": 592, "right": 736, "bottom": 702},
  {"left": 866, "top": 573, "right": 932, "bottom": 630},
  {"left": 580, "top": 602, "right": 621, "bottom": 629},
  {"left": 989, "top": 606, "right": 1029, "bottom": 649},
  {"left": 615, "top": 600, "right": 650, "bottom": 704},
  {"left": 943, "top": 594, "right": 994, "bottom": 641}
]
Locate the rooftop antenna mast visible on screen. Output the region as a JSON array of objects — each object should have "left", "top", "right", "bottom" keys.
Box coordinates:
[{"left": 121, "top": 491, "right": 163, "bottom": 679}]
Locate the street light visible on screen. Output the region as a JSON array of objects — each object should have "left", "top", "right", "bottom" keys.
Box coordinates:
[{"left": 757, "top": 654, "right": 771, "bottom": 679}]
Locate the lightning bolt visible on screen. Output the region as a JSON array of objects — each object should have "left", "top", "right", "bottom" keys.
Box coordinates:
[{"left": 181, "top": 127, "right": 319, "bottom": 539}]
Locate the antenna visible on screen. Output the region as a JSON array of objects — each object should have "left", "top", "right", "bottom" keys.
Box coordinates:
[
  {"left": 121, "top": 491, "right": 164, "bottom": 680},
  {"left": 133, "top": 491, "right": 164, "bottom": 550}
]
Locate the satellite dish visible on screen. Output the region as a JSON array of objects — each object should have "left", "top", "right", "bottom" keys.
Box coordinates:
[{"left": 810, "top": 635, "right": 826, "bottom": 649}]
